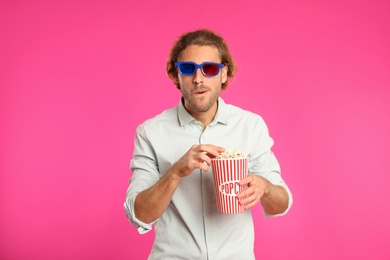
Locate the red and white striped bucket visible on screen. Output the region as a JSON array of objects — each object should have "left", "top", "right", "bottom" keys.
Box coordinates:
[{"left": 211, "top": 158, "right": 248, "bottom": 214}]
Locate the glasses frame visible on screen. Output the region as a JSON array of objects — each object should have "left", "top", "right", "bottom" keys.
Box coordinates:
[{"left": 175, "top": 62, "right": 224, "bottom": 76}]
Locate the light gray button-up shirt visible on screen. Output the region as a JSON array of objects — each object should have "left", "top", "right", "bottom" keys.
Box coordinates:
[{"left": 124, "top": 98, "right": 293, "bottom": 260}]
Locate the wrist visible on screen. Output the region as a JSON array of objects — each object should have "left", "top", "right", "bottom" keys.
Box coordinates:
[
  {"left": 167, "top": 167, "right": 184, "bottom": 183},
  {"left": 261, "top": 179, "right": 272, "bottom": 199}
]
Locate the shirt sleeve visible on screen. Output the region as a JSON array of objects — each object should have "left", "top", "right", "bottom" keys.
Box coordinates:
[
  {"left": 123, "top": 188, "right": 155, "bottom": 234},
  {"left": 123, "top": 123, "right": 160, "bottom": 234},
  {"left": 259, "top": 163, "right": 293, "bottom": 218},
  {"left": 249, "top": 116, "right": 293, "bottom": 217}
]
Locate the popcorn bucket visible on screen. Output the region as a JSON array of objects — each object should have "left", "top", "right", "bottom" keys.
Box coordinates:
[{"left": 211, "top": 158, "right": 248, "bottom": 214}]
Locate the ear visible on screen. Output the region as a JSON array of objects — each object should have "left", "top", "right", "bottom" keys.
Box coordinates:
[
  {"left": 174, "top": 78, "right": 180, "bottom": 86},
  {"left": 221, "top": 65, "right": 228, "bottom": 84},
  {"left": 171, "top": 76, "right": 180, "bottom": 85},
  {"left": 167, "top": 70, "right": 180, "bottom": 85}
]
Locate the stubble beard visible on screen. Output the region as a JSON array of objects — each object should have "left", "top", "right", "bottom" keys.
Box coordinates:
[{"left": 182, "top": 85, "right": 220, "bottom": 113}]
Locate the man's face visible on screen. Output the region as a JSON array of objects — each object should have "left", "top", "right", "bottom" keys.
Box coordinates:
[{"left": 177, "top": 45, "right": 228, "bottom": 116}]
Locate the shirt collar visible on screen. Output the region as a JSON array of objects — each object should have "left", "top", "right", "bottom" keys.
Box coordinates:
[{"left": 177, "top": 97, "right": 229, "bottom": 127}]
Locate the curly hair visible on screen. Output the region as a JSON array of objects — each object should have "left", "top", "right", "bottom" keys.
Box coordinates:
[{"left": 166, "top": 29, "right": 236, "bottom": 90}]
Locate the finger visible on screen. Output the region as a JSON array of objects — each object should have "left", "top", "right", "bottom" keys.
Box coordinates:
[
  {"left": 240, "top": 188, "right": 265, "bottom": 209},
  {"left": 194, "top": 152, "right": 215, "bottom": 171},
  {"left": 197, "top": 144, "right": 225, "bottom": 157},
  {"left": 198, "top": 161, "right": 209, "bottom": 172},
  {"left": 239, "top": 175, "right": 254, "bottom": 186},
  {"left": 242, "top": 197, "right": 259, "bottom": 210},
  {"left": 197, "top": 153, "right": 213, "bottom": 166},
  {"left": 236, "top": 185, "right": 254, "bottom": 200}
]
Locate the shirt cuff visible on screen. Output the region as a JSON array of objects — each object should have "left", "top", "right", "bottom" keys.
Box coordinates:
[
  {"left": 259, "top": 171, "right": 293, "bottom": 218},
  {"left": 124, "top": 193, "right": 156, "bottom": 234},
  {"left": 263, "top": 182, "right": 293, "bottom": 218}
]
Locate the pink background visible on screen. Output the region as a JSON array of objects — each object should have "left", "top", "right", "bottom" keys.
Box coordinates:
[{"left": 1, "top": 0, "right": 389, "bottom": 259}]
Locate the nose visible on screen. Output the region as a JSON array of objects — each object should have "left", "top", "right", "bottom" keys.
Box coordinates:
[{"left": 193, "top": 68, "right": 204, "bottom": 85}]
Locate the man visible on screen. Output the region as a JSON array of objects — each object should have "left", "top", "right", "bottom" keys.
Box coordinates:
[{"left": 124, "top": 29, "right": 293, "bottom": 259}]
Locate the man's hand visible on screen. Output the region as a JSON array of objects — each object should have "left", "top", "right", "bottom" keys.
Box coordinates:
[
  {"left": 171, "top": 144, "right": 225, "bottom": 179},
  {"left": 134, "top": 144, "right": 224, "bottom": 223},
  {"left": 237, "top": 174, "right": 289, "bottom": 214},
  {"left": 236, "top": 174, "right": 270, "bottom": 209}
]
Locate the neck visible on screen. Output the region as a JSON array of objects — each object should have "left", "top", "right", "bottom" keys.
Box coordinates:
[
  {"left": 185, "top": 101, "right": 218, "bottom": 130},
  {"left": 194, "top": 107, "right": 217, "bottom": 129}
]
